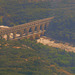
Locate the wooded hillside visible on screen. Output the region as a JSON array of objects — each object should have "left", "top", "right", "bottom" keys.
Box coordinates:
[{"left": 0, "top": 39, "right": 75, "bottom": 75}]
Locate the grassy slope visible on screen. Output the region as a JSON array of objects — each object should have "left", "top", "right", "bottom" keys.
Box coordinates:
[{"left": 0, "top": 39, "right": 75, "bottom": 75}]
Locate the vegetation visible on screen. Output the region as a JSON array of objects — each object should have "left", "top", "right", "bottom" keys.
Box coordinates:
[
  {"left": 0, "top": 0, "right": 52, "bottom": 26},
  {"left": 0, "top": 39, "right": 75, "bottom": 75},
  {"left": 46, "top": 15, "right": 75, "bottom": 45}
]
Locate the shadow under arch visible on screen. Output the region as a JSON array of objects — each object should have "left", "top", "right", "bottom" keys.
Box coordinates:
[
  {"left": 29, "top": 27, "right": 32, "bottom": 33},
  {"left": 40, "top": 25, "right": 42, "bottom": 30},
  {"left": 35, "top": 26, "right": 37, "bottom": 31},
  {"left": 44, "top": 24, "right": 47, "bottom": 30}
]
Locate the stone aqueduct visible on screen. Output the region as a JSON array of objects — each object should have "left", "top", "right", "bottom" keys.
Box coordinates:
[{"left": 0, "top": 17, "right": 54, "bottom": 40}]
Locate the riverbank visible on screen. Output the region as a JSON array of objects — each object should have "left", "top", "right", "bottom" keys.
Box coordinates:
[{"left": 37, "top": 36, "right": 75, "bottom": 53}]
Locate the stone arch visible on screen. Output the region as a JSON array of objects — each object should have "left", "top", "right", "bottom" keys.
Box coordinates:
[{"left": 29, "top": 27, "right": 35, "bottom": 33}]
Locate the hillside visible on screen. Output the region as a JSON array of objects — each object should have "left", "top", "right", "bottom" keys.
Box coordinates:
[
  {"left": 0, "top": 39, "right": 75, "bottom": 75},
  {"left": 0, "top": 0, "right": 75, "bottom": 26}
]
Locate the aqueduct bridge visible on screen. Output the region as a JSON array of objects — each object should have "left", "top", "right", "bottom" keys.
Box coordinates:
[{"left": 0, "top": 17, "right": 54, "bottom": 40}]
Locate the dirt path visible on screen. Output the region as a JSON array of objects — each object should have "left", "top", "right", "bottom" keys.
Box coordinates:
[{"left": 50, "top": 65, "right": 73, "bottom": 75}]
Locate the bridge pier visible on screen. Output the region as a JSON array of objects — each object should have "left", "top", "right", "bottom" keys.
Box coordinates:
[
  {"left": 31, "top": 27, "right": 35, "bottom": 33},
  {"left": 37, "top": 25, "right": 40, "bottom": 32},
  {"left": 46, "top": 22, "right": 49, "bottom": 29},
  {"left": 26, "top": 28, "right": 29, "bottom": 35},
  {"left": 7, "top": 34, "right": 10, "bottom": 41},
  {"left": 41, "top": 31, "right": 45, "bottom": 35},
  {"left": 42, "top": 24, "right": 45, "bottom": 31},
  {"left": 0, "top": 35, "right": 3, "bottom": 39},
  {"left": 13, "top": 32, "right": 16, "bottom": 39},
  {"left": 20, "top": 30, "right": 23, "bottom": 37}
]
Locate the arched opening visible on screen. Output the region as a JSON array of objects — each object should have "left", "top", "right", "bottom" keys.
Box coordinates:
[
  {"left": 35, "top": 26, "right": 37, "bottom": 32},
  {"left": 16, "top": 31, "right": 20, "bottom": 38},
  {"left": 10, "top": 33, "right": 13, "bottom": 39},
  {"left": 44, "top": 24, "right": 47, "bottom": 30},
  {"left": 40, "top": 25, "right": 42, "bottom": 30},
  {"left": 35, "top": 26, "right": 37, "bottom": 31},
  {"left": 29, "top": 28, "right": 32, "bottom": 33},
  {"left": 24, "top": 29, "right": 26, "bottom": 35}
]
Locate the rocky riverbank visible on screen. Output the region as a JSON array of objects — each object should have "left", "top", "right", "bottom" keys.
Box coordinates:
[{"left": 37, "top": 36, "right": 75, "bottom": 53}]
